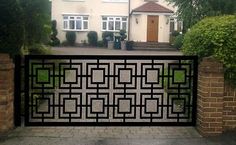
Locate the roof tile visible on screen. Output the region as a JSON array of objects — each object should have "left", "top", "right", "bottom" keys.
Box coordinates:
[{"left": 132, "top": 2, "right": 174, "bottom": 13}]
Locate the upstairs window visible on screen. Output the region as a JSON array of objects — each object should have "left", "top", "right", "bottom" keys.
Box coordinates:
[
  {"left": 63, "top": 15, "right": 89, "bottom": 31},
  {"left": 102, "top": 16, "right": 127, "bottom": 31}
]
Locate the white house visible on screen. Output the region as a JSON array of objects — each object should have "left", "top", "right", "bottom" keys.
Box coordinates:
[{"left": 51, "top": 0, "right": 182, "bottom": 43}]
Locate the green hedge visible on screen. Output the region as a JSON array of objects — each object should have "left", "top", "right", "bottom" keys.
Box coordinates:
[
  {"left": 66, "top": 31, "right": 76, "bottom": 46},
  {"left": 87, "top": 31, "right": 98, "bottom": 46},
  {"left": 182, "top": 15, "right": 236, "bottom": 85},
  {"left": 173, "top": 34, "right": 184, "bottom": 49}
]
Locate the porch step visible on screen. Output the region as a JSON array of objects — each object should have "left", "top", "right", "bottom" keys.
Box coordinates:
[
  {"left": 133, "top": 42, "right": 174, "bottom": 50},
  {"left": 133, "top": 42, "right": 176, "bottom": 51}
]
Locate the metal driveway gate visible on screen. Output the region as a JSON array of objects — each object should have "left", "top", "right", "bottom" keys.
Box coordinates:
[{"left": 15, "top": 55, "right": 198, "bottom": 126}]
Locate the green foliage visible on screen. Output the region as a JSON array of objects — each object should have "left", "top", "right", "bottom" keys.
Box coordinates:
[
  {"left": 167, "top": 0, "right": 236, "bottom": 30},
  {"left": 97, "top": 40, "right": 104, "bottom": 47},
  {"left": 119, "top": 29, "right": 127, "bottom": 41},
  {"left": 0, "top": 0, "right": 24, "bottom": 56},
  {"left": 126, "top": 41, "right": 134, "bottom": 50},
  {"left": 19, "top": 0, "right": 51, "bottom": 46},
  {"left": 50, "top": 20, "right": 60, "bottom": 46},
  {"left": 28, "top": 44, "right": 52, "bottom": 55},
  {"left": 66, "top": 31, "right": 76, "bottom": 46},
  {"left": 171, "top": 31, "right": 180, "bottom": 37},
  {"left": 182, "top": 15, "right": 236, "bottom": 84},
  {"left": 87, "top": 31, "right": 98, "bottom": 46},
  {"left": 102, "top": 31, "right": 114, "bottom": 47},
  {"left": 173, "top": 34, "right": 184, "bottom": 49}
]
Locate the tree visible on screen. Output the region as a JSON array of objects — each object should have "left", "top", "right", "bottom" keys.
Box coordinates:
[
  {"left": 167, "top": 0, "right": 236, "bottom": 30},
  {"left": 19, "top": 0, "right": 51, "bottom": 47},
  {"left": 0, "top": 0, "right": 24, "bottom": 56}
]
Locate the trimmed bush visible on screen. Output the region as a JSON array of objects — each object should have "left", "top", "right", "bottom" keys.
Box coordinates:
[
  {"left": 97, "top": 40, "right": 104, "bottom": 47},
  {"left": 173, "top": 34, "right": 184, "bottom": 49},
  {"left": 66, "top": 31, "right": 76, "bottom": 46},
  {"left": 119, "top": 29, "right": 127, "bottom": 41},
  {"left": 87, "top": 31, "right": 98, "bottom": 46},
  {"left": 182, "top": 15, "right": 236, "bottom": 85},
  {"left": 102, "top": 31, "right": 114, "bottom": 47},
  {"left": 50, "top": 20, "right": 60, "bottom": 46},
  {"left": 171, "top": 31, "right": 180, "bottom": 37},
  {"left": 28, "top": 44, "right": 52, "bottom": 55}
]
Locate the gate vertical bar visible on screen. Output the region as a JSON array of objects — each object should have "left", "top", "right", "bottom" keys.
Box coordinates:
[
  {"left": 14, "top": 55, "right": 21, "bottom": 126},
  {"left": 24, "top": 55, "right": 30, "bottom": 126}
]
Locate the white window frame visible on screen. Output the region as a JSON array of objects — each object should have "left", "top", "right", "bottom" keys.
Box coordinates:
[
  {"left": 101, "top": 16, "right": 128, "bottom": 32},
  {"left": 63, "top": 15, "right": 89, "bottom": 31}
]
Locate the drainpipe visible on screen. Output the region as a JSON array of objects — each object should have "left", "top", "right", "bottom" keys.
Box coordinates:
[{"left": 128, "top": 0, "right": 131, "bottom": 40}]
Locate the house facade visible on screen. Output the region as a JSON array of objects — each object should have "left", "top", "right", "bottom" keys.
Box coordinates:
[{"left": 51, "top": 0, "right": 181, "bottom": 43}]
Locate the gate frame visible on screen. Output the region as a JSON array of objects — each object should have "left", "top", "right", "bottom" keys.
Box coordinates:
[{"left": 16, "top": 55, "right": 198, "bottom": 126}]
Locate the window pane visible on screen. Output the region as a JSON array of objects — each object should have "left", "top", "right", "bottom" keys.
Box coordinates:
[
  {"left": 108, "top": 21, "right": 114, "bottom": 30},
  {"left": 69, "top": 16, "right": 75, "bottom": 19},
  {"left": 69, "top": 20, "right": 75, "bottom": 29},
  {"left": 63, "top": 16, "right": 68, "bottom": 19},
  {"left": 122, "top": 22, "right": 127, "bottom": 30},
  {"left": 102, "top": 17, "right": 107, "bottom": 20},
  {"left": 102, "top": 22, "right": 107, "bottom": 30},
  {"left": 83, "top": 16, "right": 88, "bottom": 20},
  {"left": 76, "top": 20, "right": 82, "bottom": 30},
  {"left": 76, "top": 17, "right": 81, "bottom": 20},
  {"left": 115, "top": 21, "right": 121, "bottom": 30},
  {"left": 122, "top": 17, "right": 127, "bottom": 21},
  {"left": 109, "top": 17, "right": 114, "bottom": 20},
  {"left": 63, "top": 21, "right": 68, "bottom": 29},
  {"left": 83, "top": 21, "right": 88, "bottom": 29},
  {"left": 116, "top": 18, "right": 121, "bottom": 20}
]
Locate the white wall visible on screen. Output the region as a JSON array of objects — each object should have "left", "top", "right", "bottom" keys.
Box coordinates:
[
  {"left": 51, "top": 0, "right": 177, "bottom": 43},
  {"left": 52, "top": 0, "right": 128, "bottom": 43}
]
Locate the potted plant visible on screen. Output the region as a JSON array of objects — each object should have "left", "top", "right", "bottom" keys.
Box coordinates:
[
  {"left": 102, "top": 31, "right": 114, "bottom": 49},
  {"left": 119, "top": 29, "right": 127, "bottom": 50}
]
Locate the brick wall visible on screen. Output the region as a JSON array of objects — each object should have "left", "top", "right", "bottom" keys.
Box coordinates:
[
  {"left": 0, "top": 54, "right": 14, "bottom": 134},
  {"left": 197, "top": 57, "right": 236, "bottom": 136},
  {"left": 223, "top": 82, "right": 236, "bottom": 130}
]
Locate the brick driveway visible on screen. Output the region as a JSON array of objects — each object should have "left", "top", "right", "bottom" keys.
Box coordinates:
[{"left": 0, "top": 127, "right": 235, "bottom": 145}]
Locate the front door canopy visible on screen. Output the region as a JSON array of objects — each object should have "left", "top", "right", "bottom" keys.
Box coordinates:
[{"left": 131, "top": 2, "right": 174, "bottom": 15}]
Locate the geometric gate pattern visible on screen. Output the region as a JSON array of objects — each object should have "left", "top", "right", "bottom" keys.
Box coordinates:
[{"left": 23, "top": 55, "right": 198, "bottom": 126}]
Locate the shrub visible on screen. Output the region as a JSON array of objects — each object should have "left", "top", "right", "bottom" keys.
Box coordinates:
[
  {"left": 50, "top": 20, "right": 60, "bottom": 46},
  {"left": 102, "top": 31, "right": 114, "bottom": 47},
  {"left": 171, "top": 31, "right": 180, "bottom": 37},
  {"left": 119, "top": 29, "right": 127, "bottom": 41},
  {"left": 182, "top": 15, "right": 236, "bottom": 84},
  {"left": 87, "top": 31, "right": 98, "bottom": 46},
  {"left": 66, "top": 31, "right": 76, "bottom": 46},
  {"left": 0, "top": 0, "right": 24, "bottom": 57},
  {"left": 28, "top": 44, "right": 52, "bottom": 55},
  {"left": 173, "top": 34, "right": 184, "bottom": 49},
  {"left": 97, "top": 40, "right": 104, "bottom": 47},
  {"left": 126, "top": 41, "right": 134, "bottom": 50}
]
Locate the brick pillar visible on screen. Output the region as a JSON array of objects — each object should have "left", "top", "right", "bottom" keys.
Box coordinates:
[
  {"left": 197, "top": 57, "right": 224, "bottom": 136},
  {"left": 0, "top": 53, "right": 14, "bottom": 134}
]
